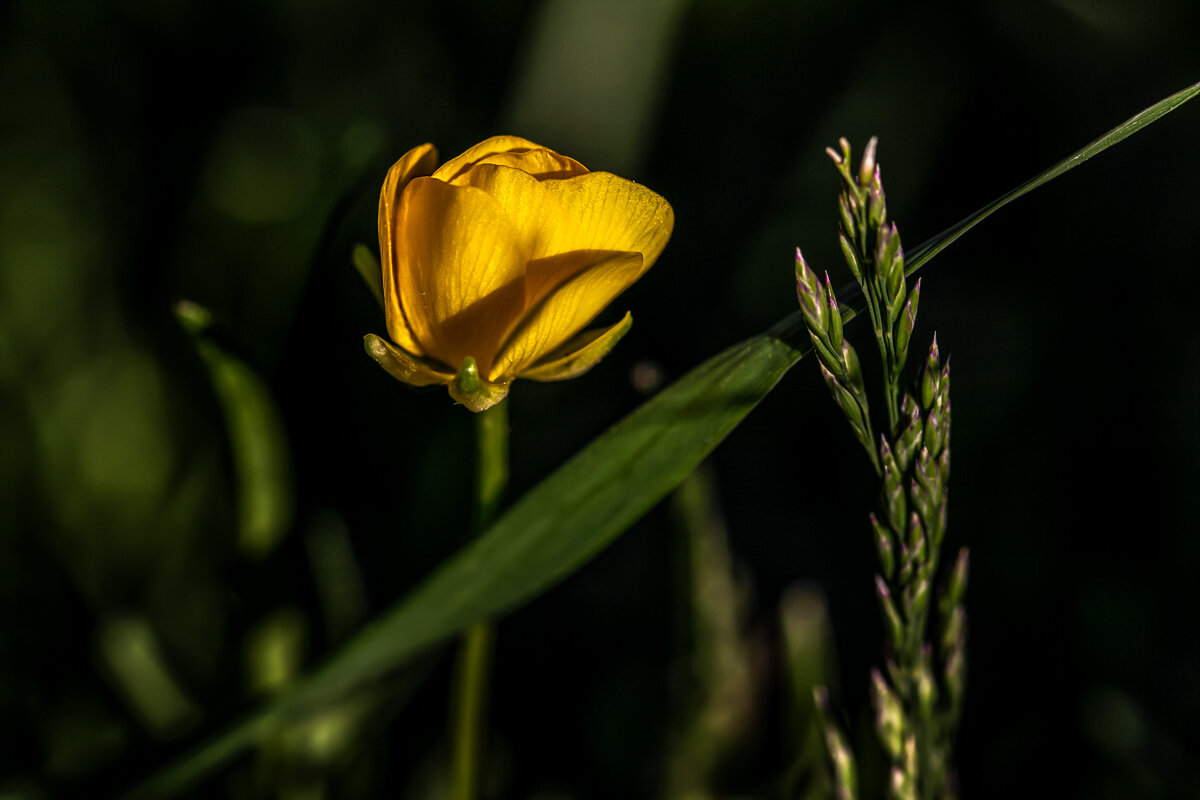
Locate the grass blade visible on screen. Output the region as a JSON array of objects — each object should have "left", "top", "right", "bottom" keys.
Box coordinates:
[{"left": 906, "top": 81, "right": 1200, "bottom": 273}]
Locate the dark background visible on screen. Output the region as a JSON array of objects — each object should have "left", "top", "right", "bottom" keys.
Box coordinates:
[{"left": 2, "top": 0, "right": 1198, "bottom": 798}]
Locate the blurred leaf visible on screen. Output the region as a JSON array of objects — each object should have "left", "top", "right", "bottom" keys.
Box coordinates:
[
  {"left": 505, "top": 0, "right": 690, "bottom": 173},
  {"left": 305, "top": 510, "right": 370, "bottom": 642},
  {"left": 245, "top": 608, "right": 308, "bottom": 697},
  {"left": 779, "top": 584, "right": 836, "bottom": 800},
  {"left": 97, "top": 616, "right": 200, "bottom": 739},
  {"left": 663, "top": 466, "right": 758, "bottom": 799},
  {"left": 177, "top": 302, "right": 294, "bottom": 560},
  {"left": 123, "top": 83, "right": 1199, "bottom": 800},
  {"left": 351, "top": 244, "right": 384, "bottom": 308}
]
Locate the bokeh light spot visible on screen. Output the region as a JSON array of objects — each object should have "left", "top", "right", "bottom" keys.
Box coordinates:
[
  {"left": 338, "top": 117, "right": 386, "bottom": 171},
  {"left": 203, "top": 106, "right": 321, "bottom": 224}
]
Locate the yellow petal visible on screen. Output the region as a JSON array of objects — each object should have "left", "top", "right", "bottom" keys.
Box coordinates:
[
  {"left": 448, "top": 164, "right": 566, "bottom": 258},
  {"left": 394, "top": 177, "right": 528, "bottom": 375},
  {"left": 535, "top": 172, "right": 674, "bottom": 266},
  {"left": 519, "top": 312, "right": 633, "bottom": 382},
  {"left": 492, "top": 250, "right": 643, "bottom": 380},
  {"left": 452, "top": 148, "right": 588, "bottom": 183},
  {"left": 363, "top": 333, "right": 453, "bottom": 387},
  {"left": 449, "top": 166, "right": 671, "bottom": 308},
  {"left": 379, "top": 143, "right": 439, "bottom": 355},
  {"left": 432, "top": 135, "right": 548, "bottom": 182}
]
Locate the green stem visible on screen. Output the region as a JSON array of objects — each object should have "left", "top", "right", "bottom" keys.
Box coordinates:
[
  {"left": 450, "top": 401, "right": 509, "bottom": 800},
  {"left": 451, "top": 622, "right": 495, "bottom": 800},
  {"left": 473, "top": 400, "right": 510, "bottom": 531}
]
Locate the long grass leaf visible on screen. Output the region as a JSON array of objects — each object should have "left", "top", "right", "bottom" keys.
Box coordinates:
[{"left": 906, "top": 81, "right": 1200, "bottom": 272}]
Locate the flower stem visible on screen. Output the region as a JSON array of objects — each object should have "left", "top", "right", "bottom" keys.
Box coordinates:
[
  {"left": 450, "top": 400, "right": 509, "bottom": 800},
  {"left": 451, "top": 621, "right": 495, "bottom": 800},
  {"left": 473, "top": 400, "right": 510, "bottom": 531}
]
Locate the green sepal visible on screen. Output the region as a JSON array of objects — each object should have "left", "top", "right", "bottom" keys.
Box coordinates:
[
  {"left": 521, "top": 312, "right": 633, "bottom": 382},
  {"left": 363, "top": 334, "right": 453, "bottom": 387},
  {"left": 449, "top": 356, "right": 511, "bottom": 413},
  {"left": 457, "top": 356, "right": 481, "bottom": 394}
]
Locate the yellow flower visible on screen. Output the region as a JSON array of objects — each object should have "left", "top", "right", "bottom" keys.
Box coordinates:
[{"left": 364, "top": 135, "right": 673, "bottom": 412}]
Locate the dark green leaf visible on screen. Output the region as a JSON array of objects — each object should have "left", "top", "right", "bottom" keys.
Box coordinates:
[{"left": 177, "top": 302, "right": 294, "bottom": 560}]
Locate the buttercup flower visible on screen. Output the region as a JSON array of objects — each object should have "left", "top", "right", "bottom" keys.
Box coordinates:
[{"left": 364, "top": 136, "right": 673, "bottom": 412}]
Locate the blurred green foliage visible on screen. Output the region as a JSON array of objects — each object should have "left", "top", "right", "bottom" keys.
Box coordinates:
[{"left": 2, "top": 0, "right": 1199, "bottom": 798}]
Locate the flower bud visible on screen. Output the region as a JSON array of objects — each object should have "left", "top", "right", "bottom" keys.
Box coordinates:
[
  {"left": 795, "top": 248, "right": 828, "bottom": 334},
  {"left": 369, "top": 136, "right": 673, "bottom": 411},
  {"left": 858, "top": 136, "right": 878, "bottom": 187}
]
